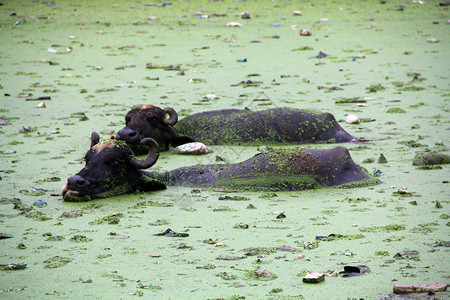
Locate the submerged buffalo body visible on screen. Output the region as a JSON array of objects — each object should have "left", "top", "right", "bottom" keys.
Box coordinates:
[
  {"left": 63, "top": 134, "right": 375, "bottom": 200},
  {"left": 116, "top": 106, "right": 356, "bottom": 150},
  {"left": 62, "top": 132, "right": 166, "bottom": 201},
  {"left": 155, "top": 146, "right": 374, "bottom": 191},
  {"left": 174, "top": 108, "right": 356, "bottom": 145}
]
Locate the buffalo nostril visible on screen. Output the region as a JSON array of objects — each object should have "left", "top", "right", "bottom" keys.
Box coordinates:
[
  {"left": 128, "top": 131, "right": 137, "bottom": 138},
  {"left": 68, "top": 175, "right": 89, "bottom": 188},
  {"left": 76, "top": 180, "right": 86, "bottom": 186}
]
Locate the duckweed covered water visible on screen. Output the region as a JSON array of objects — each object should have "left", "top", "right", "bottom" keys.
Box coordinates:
[{"left": 0, "top": 0, "right": 449, "bottom": 299}]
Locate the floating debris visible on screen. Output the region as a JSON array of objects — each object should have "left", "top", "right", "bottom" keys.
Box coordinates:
[
  {"left": 339, "top": 265, "right": 370, "bottom": 277},
  {"left": 19, "top": 125, "right": 33, "bottom": 133},
  {"left": 316, "top": 51, "right": 327, "bottom": 58},
  {"left": 345, "top": 114, "right": 360, "bottom": 124},
  {"left": 60, "top": 210, "right": 83, "bottom": 218},
  {"left": 372, "top": 169, "right": 383, "bottom": 177},
  {"left": 188, "top": 78, "right": 206, "bottom": 84},
  {"left": 226, "top": 22, "right": 242, "bottom": 27},
  {"left": 276, "top": 245, "right": 296, "bottom": 252},
  {"left": 172, "top": 142, "right": 212, "bottom": 155},
  {"left": 0, "top": 119, "right": 11, "bottom": 125},
  {"left": 300, "top": 29, "right": 311, "bottom": 36},
  {"left": 303, "top": 272, "right": 325, "bottom": 283},
  {"left": 247, "top": 268, "right": 277, "bottom": 280},
  {"left": 231, "top": 80, "right": 262, "bottom": 87},
  {"left": 202, "top": 94, "right": 218, "bottom": 101},
  {"left": 394, "top": 282, "right": 447, "bottom": 294},
  {"left": 395, "top": 187, "right": 413, "bottom": 196},
  {"left": 25, "top": 96, "right": 51, "bottom": 101},
  {"left": 394, "top": 250, "right": 420, "bottom": 261},
  {"left": 234, "top": 223, "right": 249, "bottom": 229},
  {"left": 153, "top": 228, "right": 189, "bottom": 237},
  {"left": 240, "top": 11, "right": 250, "bottom": 19},
  {"left": 0, "top": 264, "right": 27, "bottom": 271},
  {"left": 0, "top": 234, "right": 13, "bottom": 239},
  {"left": 33, "top": 200, "right": 47, "bottom": 207},
  {"left": 217, "top": 254, "right": 246, "bottom": 260},
  {"left": 302, "top": 241, "right": 319, "bottom": 250}
]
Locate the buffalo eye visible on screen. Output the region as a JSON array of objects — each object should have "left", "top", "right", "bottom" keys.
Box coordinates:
[
  {"left": 125, "top": 116, "right": 131, "bottom": 124},
  {"left": 147, "top": 116, "right": 158, "bottom": 124},
  {"left": 108, "top": 159, "right": 123, "bottom": 167}
]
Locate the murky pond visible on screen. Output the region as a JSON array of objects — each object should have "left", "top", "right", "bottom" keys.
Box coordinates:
[{"left": 0, "top": 0, "right": 448, "bottom": 299}]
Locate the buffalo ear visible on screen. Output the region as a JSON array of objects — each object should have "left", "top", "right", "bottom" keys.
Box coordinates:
[
  {"left": 91, "top": 131, "right": 100, "bottom": 148},
  {"left": 163, "top": 107, "right": 178, "bottom": 125},
  {"left": 130, "top": 138, "right": 160, "bottom": 169}
]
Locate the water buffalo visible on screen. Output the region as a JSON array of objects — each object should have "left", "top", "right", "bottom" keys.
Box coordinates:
[
  {"left": 116, "top": 106, "right": 356, "bottom": 151},
  {"left": 63, "top": 134, "right": 376, "bottom": 201},
  {"left": 62, "top": 132, "right": 166, "bottom": 202}
]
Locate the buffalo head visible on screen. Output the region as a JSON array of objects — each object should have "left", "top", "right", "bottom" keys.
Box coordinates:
[
  {"left": 116, "top": 105, "right": 193, "bottom": 151},
  {"left": 62, "top": 132, "right": 166, "bottom": 201}
]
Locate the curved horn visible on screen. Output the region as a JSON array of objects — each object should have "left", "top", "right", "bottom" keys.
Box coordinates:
[
  {"left": 162, "top": 107, "right": 178, "bottom": 125},
  {"left": 130, "top": 138, "right": 160, "bottom": 169},
  {"left": 91, "top": 131, "right": 100, "bottom": 148}
]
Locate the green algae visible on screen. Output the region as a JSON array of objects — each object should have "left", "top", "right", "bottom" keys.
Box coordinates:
[
  {"left": 130, "top": 200, "right": 173, "bottom": 208},
  {"left": 398, "top": 140, "right": 427, "bottom": 148},
  {"left": 334, "top": 177, "right": 380, "bottom": 189},
  {"left": 70, "top": 235, "right": 92, "bottom": 242},
  {"left": 60, "top": 210, "right": 83, "bottom": 218},
  {"left": 366, "top": 83, "right": 385, "bottom": 93},
  {"left": 241, "top": 247, "right": 277, "bottom": 255},
  {"left": 244, "top": 268, "right": 278, "bottom": 281},
  {"left": 45, "top": 235, "right": 65, "bottom": 242},
  {"left": 216, "top": 272, "right": 238, "bottom": 281},
  {"left": 89, "top": 213, "right": 123, "bottom": 225},
  {"left": 43, "top": 256, "right": 72, "bottom": 269},
  {"left": 196, "top": 263, "right": 216, "bottom": 270},
  {"left": 136, "top": 282, "right": 162, "bottom": 290},
  {"left": 214, "top": 174, "right": 321, "bottom": 192},
  {"left": 363, "top": 224, "right": 406, "bottom": 232},
  {"left": 233, "top": 223, "right": 249, "bottom": 229},
  {"left": 413, "top": 151, "right": 450, "bottom": 166},
  {"left": 386, "top": 107, "right": 406, "bottom": 113},
  {"left": 337, "top": 197, "right": 369, "bottom": 203},
  {"left": 321, "top": 233, "right": 366, "bottom": 241}
]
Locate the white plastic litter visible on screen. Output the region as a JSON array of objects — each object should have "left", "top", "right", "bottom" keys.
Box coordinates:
[
  {"left": 345, "top": 114, "right": 360, "bottom": 124},
  {"left": 172, "top": 142, "right": 212, "bottom": 155}
]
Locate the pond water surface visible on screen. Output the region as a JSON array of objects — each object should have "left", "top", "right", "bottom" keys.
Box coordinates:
[{"left": 0, "top": 0, "right": 449, "bottom": 299}]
